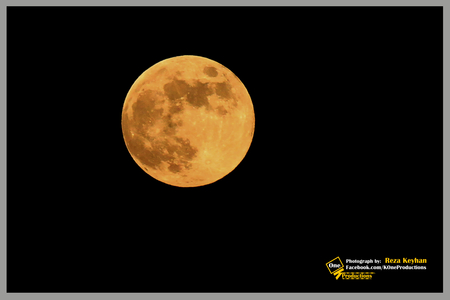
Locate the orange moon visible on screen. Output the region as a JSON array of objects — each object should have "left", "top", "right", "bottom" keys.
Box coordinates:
[{"left": 121, "top": 55, "right": 255, "bottom": 187}]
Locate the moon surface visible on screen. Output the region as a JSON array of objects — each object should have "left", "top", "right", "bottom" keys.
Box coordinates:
[{"left": 121, "top": 55, "right": 255, "bottom": 187}]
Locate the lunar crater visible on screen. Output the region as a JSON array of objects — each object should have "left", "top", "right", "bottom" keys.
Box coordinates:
[
  {"left": 186, "top": 80, "right": 213, "bottom": 109},
  {"left": 203, "top": 66, "right": 218, "bottom": 77},
  {"left": 164, "top": 79, "right": 190, "bottom": 101},
  {"left": 215, "top": 81, "right": 233, "bottom": 99}
]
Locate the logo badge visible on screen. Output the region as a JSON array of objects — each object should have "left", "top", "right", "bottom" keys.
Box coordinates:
[
  {"left": 326, "top": 257, "right": 375, "bottom": 280},
  {"left": 326, "top": 257, "right": 345, "bottom": 279}
]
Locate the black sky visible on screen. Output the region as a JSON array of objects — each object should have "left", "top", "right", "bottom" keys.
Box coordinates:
[{"left": 7, "top": 6, "right": 443, "bottom": 292}]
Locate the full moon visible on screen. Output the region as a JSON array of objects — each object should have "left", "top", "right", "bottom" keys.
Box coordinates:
[{"left": 121, "top": 55, "right": 255, "bottom": 187}]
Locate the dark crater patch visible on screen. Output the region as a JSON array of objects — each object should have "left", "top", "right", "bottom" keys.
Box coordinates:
[
  {"left": 123, "top": 110, "right": 198, "bottom": 172},
  {"left": 124, "top": 130, "right": 172, "bottom": 170},
  {"left": 155, "top": 67, "right": 167, "bottom": 77},
  {"left": 163, "top": 78, "right": 216, "bottom": 110},
  {"left": 203, "top": 66, "right": 218, "bottom": 77},
  {"left": 216, "top": 105, "right": 228, "bottom": 116},
  {"left": 161, "top": 140, "right": 178, "bottom": 155},
  {"left": 162, "top": 114, "right": 178, "bottom": 136},
  {"left": 181, "top": 160, "right": 192, "bottom": 170},
  {"left": 215, "top": 81, "right": 233, "bottom": 99},
  {"left": 162, "top": 137, "right": 198, "bottom": 173},
  {"left": 132, "top": 90, "right": 164, "bottom": 135},
  {"left": 133, "top": 82, "right": 145, "bottom": 94},
  {"left": 186, "top": 80, "right": 213, "bottom": 109},
  {"left": 168, "top": 163, "right": 182, "bottom": 173},
  {"left": 126, "top": 136, "right": 198, "bottom": 172},
  {"left": 169, "top": 100, "right": 184, "bottom": 114},
  {"left": 173, "top": 137, "right": 197, "bottom": 161},
  {"left": 164, "top": 79, "right": 190, "bottom": 101}
]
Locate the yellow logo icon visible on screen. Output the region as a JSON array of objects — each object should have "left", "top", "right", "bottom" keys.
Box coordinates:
[
  {"left": 326, "top": 256, "right": 375, "bottom": 280},
  {"left": 326, "top": 257, "right": 345, "bottom": 279}
]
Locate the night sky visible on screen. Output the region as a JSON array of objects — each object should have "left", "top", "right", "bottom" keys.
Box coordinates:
[{"left": 7, "top": 6, "right": 443, "bottom": 293}]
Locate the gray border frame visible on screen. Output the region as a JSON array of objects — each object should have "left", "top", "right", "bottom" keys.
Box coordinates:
[{"left": 1, "top": 0, "right": 447, "bottom": 299}]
